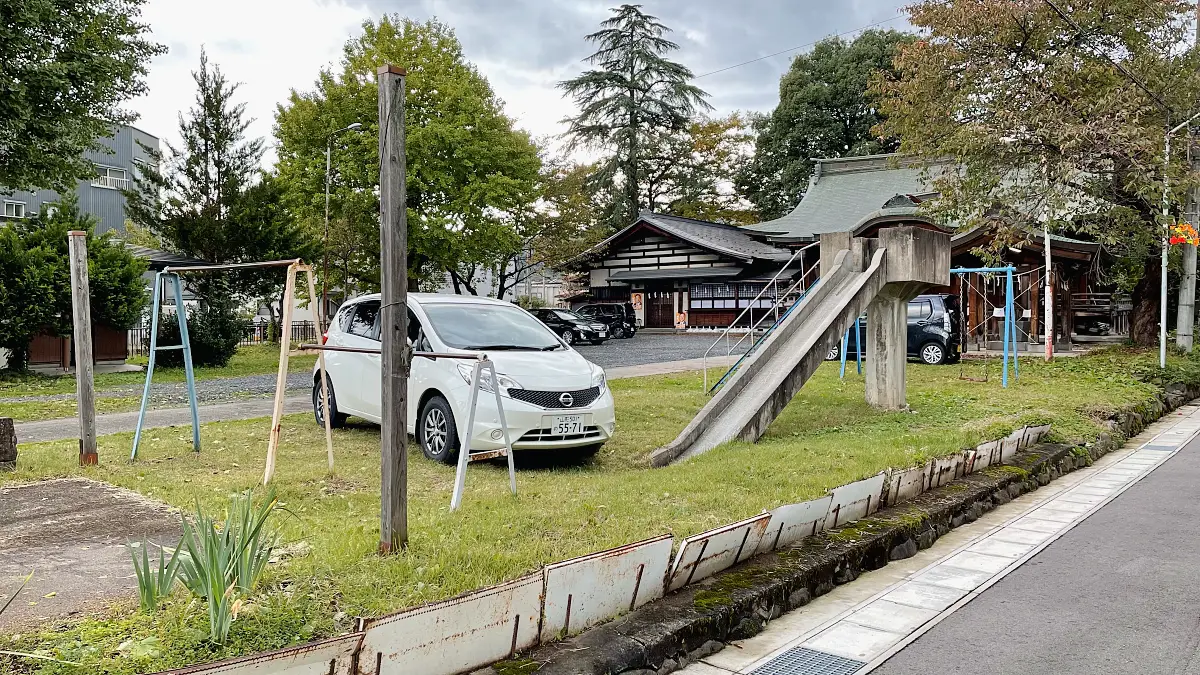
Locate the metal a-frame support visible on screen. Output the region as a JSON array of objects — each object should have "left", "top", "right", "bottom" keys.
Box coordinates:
[
  {"left": 131, "top": 271, "right": 200, "bottom": 459},
  {"left": 449, "top": 355, "right": 517, "bottom": 511}
]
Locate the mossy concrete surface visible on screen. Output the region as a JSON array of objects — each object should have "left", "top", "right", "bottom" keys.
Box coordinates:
[{"left": 489, "top": 387, "right": 1198, "bottom": 675}]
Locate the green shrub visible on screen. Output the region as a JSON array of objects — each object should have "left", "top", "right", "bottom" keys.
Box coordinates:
[{"left": 145, "top": 304, "right": 249, "bottom": 368}]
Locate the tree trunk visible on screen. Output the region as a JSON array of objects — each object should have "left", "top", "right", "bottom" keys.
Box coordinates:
[{"left": 1130, "top": 254, "right": 1161, "bottom": 346}]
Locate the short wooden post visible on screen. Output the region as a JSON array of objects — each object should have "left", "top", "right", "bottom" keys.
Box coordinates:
[
  {"left": 0, "top": 417, "right": 16, "bottom": 470},
  {"left": 263, "top": 262, "right": 298, "bottom": 484},
  {"left": 68, "top": 231, "right": 97, "bottom": 465}
]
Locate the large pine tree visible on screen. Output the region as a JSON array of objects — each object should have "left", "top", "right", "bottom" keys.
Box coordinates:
[
  {"left": 559, "top": 4, "right": 711, "bottom": 228},
  {"left": 127, "top": 49, "right": 314, "bottom": 310}
]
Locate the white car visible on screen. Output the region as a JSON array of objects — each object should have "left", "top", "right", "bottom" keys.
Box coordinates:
[{"left": 313, "top": 293, "right": 616, "bottom": 462}]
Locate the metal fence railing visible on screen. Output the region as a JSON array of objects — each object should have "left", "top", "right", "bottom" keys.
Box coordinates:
[{"left": 127, "top": 320, "right": 319, "bottom": 357}]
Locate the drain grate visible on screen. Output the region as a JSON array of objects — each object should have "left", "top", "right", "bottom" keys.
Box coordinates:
[{"left": 749, "top": 646, "right": 865, "bottom": 675}]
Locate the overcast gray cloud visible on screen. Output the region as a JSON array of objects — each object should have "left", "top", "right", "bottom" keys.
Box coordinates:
[{"left": 129, "top": 0, "right": 908, "bottom": 166}]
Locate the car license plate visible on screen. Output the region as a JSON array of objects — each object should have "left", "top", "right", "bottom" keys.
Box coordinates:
[
  {"left": 552, "top": 415, "right": 584, "bottom": 435},
  {"left": 598, "top": 331, "right": 607, "bottom": 337}
]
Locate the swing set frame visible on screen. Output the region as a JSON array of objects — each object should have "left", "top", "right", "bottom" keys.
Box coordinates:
[{"left": 130, "top": 259, "right": 335, "bottom": 483}]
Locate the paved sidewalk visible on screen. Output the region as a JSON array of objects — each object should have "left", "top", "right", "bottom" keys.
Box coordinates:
[
  {"left": 14, "top": 356, "right": 739, "bottom": 444},
  {"left": 678, "top": 404, "right": 1200, "bottom": 675}
]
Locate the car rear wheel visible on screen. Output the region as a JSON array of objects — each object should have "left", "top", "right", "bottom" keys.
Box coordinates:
[
  {"left": 312, "top": 378, "right": 348, "bottom": 428},
  {"left": 418, "top": 396, "right": 459, "bottom": 464},
  {"left": 920, "top": 341, "right": 947, "bottom": 365},
  {"left": 826, "top": 344, "right": 840, "bottom": 361},
  {"left": 560, "top": 329, "right": 575, "bottom": 345}
]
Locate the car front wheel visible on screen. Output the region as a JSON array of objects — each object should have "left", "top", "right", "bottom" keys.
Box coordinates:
[
  {"left": 920, "top": 342, "right": 947, "bottom": 365},
  {"left": 560, "top": 329, "right": 575, "bottom": 345},
  {"left": 418, "top": 396, "right": 459, "bottom": 464},
  {"left": 826, "top": 344, "right": 840, "bottom": 361}
]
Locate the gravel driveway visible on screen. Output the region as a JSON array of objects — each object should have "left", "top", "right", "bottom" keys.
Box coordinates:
[{"left": 571, "top": 332, "right": 749, "bottom": 369}]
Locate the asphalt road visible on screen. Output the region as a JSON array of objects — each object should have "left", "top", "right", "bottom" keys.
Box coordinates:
[
  {"left": 875, "top": 433, "right": 1200, "bottom": 675},
  {"left": 573, "top": 331, "right": 748, "bottom": 369}
]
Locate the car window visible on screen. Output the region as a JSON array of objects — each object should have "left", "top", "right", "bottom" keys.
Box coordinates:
[
  {"left": 907, "top": 300, "right": 933, "bottom": 320},
  {"left": 423, "top": 303, "right": 561, "bottom": 350},
  {"left": 552, "top": 309, "right": 580, "bottom": 321},
  {"left": 349, "top": 301, "right": 380, "bottom": 340},
  {"left": 578, "top": 306, "right": 596, "bottom": 316},
  {"left": 335, "top": 305, "right": 355, "bottom": 332}
]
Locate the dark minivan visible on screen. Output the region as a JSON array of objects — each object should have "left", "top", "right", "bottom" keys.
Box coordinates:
[
  {"left": 826, "top": 293, "right": 961, "bottom": 365},
  {"left": 575, "top": 303, "right": 637, "bottom": 339},
  {"left": 530, "top": 308, "right": 610, "bottom": 345}
]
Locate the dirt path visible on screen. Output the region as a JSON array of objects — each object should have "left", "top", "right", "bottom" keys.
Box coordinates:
[{"left": 0, "top": 479, "right": 181, "bottom": 629}]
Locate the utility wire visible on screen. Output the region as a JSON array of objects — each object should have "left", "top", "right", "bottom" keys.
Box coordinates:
[
  {"left": 693, "top": 14, "right": 905, "bottom": 79},
  {"left": 1041, "top": 0, "right": 1172, "bottom": 115}
]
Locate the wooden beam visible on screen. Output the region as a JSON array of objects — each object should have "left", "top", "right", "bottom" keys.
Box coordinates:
[
  {"left": 377, "top": 64, "right": 409, "bottom": 553},
  {"left": 263, "top": 263, "right": 298, "bottom": 484},
  {"left": 304, "top": 267, "right": 335, "bottom": 471}
]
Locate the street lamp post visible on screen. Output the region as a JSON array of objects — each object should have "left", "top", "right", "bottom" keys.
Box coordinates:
[
  {"left": 1161, "top": 112, "right": 1200, "bottom": 368},
  {"left": 323, "top": 122, "right": 363, "bottom": 329}
]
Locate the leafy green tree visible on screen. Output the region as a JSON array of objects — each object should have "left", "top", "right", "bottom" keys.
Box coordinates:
[
  {"left": 490, "top": 158, "right": 614, "bottom": 299},
  {"left": 559, "top": 4, "right": 711, "bottom": 228},
  {"left": 875, "top": 0, "right": 1200, "bottom": 346},
  {"left": 739, "top": 29, "right": 914, "bottom": 220},
  {"left": 0, "top": 195, "right": 147, "bottom": 371},
  {"left": 654, "top": 113, "right": 757, "bottom": 224},
  {"left": 274, "top": 16, "right": 541, "bottom": 298},
  {"left": 1, "top": 0, "right": 164, "bottom": 191},
  {"left": 230, "top": 173, "right": 322, "bottom": 324}
]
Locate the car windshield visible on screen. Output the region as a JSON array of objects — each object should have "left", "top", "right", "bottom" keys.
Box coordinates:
[
  {"left": 552, "top": 309, "right": 583, "bottom": 321},
  {"left": 423, "top": 303, "right": 563, "bottom": 350}
]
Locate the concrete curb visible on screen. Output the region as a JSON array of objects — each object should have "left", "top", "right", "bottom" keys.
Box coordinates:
[{"left": 493, "top": 385, "right": 1200, "bottom": 675}]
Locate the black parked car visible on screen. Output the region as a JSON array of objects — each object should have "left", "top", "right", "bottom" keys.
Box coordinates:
[
  {"left": 530, "top": 308, "right": 610, "bottom": 346},
  {"left": 575, "top": 303, "right": 637, "bottom": 339},
  {"left": 825, "top": 293, "right": 962, "bottom": 365}
]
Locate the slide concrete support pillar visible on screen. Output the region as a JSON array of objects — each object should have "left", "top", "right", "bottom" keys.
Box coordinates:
[{"left": 865, "top": 288, "right": 909, "bottom": 410}]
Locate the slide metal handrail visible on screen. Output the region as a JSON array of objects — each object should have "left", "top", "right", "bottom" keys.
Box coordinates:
[{"left": 700, "top": 242, "right": 818, "bottom": 391}]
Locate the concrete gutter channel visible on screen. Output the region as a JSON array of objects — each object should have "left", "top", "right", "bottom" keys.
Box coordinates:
[{"left": 486, "top": 382, "right": 1200, "bottom": 675}]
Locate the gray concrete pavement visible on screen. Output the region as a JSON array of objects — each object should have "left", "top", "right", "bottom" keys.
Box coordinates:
[{"left": 875, "top": 432, "right": 1200, "bottom": 675}]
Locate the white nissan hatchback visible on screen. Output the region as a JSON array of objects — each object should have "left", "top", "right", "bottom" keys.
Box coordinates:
[{"left": 313, "top": 293, "right": 616, "bottom": 462}]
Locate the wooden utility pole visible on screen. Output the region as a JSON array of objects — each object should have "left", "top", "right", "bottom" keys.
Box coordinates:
[
  {"left": 67, "top": 231, "right": 97, "bottom": 465},
  {"left": 377, "top": 64, "right": 409, "bottom": 553}
]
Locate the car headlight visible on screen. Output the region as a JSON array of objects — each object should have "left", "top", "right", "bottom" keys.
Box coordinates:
[
  {"left": 590, "top": 365, "right": 607, "bottom": 393},
  {"left": 457, "top": 363, "right": 521, "bottom": 395}
]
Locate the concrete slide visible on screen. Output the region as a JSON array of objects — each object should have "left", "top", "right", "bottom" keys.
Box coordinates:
[{"left": 650, "top": 226, "right": 949, "bottom": 466}]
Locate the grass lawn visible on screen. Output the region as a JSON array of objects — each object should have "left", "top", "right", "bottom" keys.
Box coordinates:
[
  {"left": 0, "top": 346, "right": 317, "bottom": 423},
  {"left": 0, "top": 348, "right": 1183, "bottom": 674}
]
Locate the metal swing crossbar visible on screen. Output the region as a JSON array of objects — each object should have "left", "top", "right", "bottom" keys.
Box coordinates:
[
  {"left": 297, "top": 344, "right": 517, "bottom": 512},
  {"left": 130, "top": 259, "right": 326, "bottom": 462}
]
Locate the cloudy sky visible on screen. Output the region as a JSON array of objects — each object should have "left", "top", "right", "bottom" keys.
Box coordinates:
[{"left": 129, "top": 0, "right": 909, "bottom": 165}]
